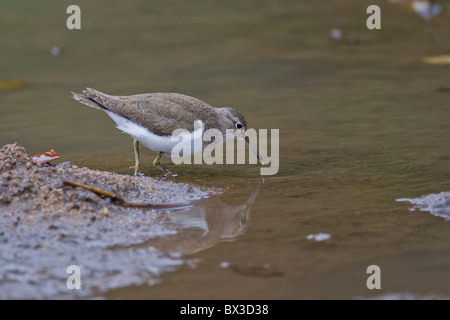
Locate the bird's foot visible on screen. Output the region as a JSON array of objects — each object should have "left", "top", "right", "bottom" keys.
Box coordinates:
[
  {"left": 153, "top": 153, "right": 177, "bottom": 178},
  {"left": 158, "top": 167, "right": 178, "bottom": 179},
  {"left": 160, "top": 172, "right": 178, "bottom": 179},
  {"left": 129, "top": 165, "right": 144, "bottom": 176}
]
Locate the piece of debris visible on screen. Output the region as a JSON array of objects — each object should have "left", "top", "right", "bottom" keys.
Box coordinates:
[
  {"left": 63, "top": 180, "right": 192, "bottom": 209},
  {"left": 422, "top": 55, "right": 450, "bottom": 66},
  {"left": 306, "top": 233, "right": 331, "bottom": 242},
  {"left": 32, "top": 149, "right": 61, "bottom": 165},
  {"left": 397, "top": 191, "right": 450, "bottom": 220},
  {"left": 0, "top": 79, "right": 28, "bottom": 91}
]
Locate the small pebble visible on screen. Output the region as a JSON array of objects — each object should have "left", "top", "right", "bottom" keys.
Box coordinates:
[{"left": 102, "top": 207, "right": 109, "bottom": 216}]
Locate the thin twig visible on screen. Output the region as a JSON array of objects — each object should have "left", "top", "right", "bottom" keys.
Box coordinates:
[{"left": 63, "top": 180, "right": 192, "bottom": 209}]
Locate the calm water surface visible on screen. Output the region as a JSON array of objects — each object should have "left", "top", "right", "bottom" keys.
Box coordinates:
[{"left": 1, "top": 0, "right": 449, "bottom": 299}]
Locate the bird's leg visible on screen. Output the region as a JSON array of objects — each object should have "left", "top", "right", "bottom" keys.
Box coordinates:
[
  {"left": 132, "top": 139, "right": 143, "bottom": 176},
  {"left": 153, "top": 152, "right": 177, "bottom": 177}
]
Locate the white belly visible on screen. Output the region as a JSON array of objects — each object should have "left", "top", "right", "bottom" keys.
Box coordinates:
[{"left": 105, "top": 111, "right": 203, "bottom": 158}]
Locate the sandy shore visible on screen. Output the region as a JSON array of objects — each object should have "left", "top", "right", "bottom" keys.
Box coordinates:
[
  {"left": 0, "top": 143, "right": 215, "bottom": 216},
  {"left": 0, "top": 143, "right": 216, "bottom": 298}
]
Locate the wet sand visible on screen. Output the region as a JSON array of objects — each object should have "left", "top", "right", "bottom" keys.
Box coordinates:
[{"left": 0, "top": 143, "right": 216, "bottom": 298}]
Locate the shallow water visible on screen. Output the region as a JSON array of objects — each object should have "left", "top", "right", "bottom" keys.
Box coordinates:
[{"left": 1, "top": 0, "right": 450, "bottom": 299}]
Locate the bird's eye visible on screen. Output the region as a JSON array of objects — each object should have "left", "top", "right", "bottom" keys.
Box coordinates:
[{"left": 235, "top": 123, "right": 243, "bottom": 129}]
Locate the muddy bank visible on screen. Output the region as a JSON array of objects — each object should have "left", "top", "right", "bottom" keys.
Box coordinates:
[
  {"left": 0, "top": 143, "right": 214, "bottom": 215},
  {"left": 0, "top": 143, "right": 217, "bottom": 299}
]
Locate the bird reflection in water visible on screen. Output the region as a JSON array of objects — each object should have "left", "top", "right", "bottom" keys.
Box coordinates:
[{"left": 143, "top": 182, "right": 262, "bottom": 255}]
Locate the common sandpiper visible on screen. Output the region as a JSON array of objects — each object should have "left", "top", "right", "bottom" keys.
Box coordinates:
[{"left": 72, "top": 88, "right": 263, "bottom": 176}]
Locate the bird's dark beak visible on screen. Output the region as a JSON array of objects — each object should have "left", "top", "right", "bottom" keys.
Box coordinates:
[{"left": 245, "top": 136, "right": 265, "bottom": 165}]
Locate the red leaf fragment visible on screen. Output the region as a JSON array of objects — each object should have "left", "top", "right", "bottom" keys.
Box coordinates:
[{"left": 32, "top": 149, "right": 61, "bottom": 164}]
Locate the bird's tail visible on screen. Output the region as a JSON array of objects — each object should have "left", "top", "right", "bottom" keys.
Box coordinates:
[{"left": 71, "top": 88, "right": 111, "bottom": 110}]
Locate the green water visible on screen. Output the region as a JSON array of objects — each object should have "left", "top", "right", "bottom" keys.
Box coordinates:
[{"left": 1, "top": 0, "right": 449, "bottom": 299}]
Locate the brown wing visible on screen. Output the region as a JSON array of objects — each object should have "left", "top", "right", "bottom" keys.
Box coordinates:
[{"left": 72, "top": 88, "right": 217, "bottom": 136}]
